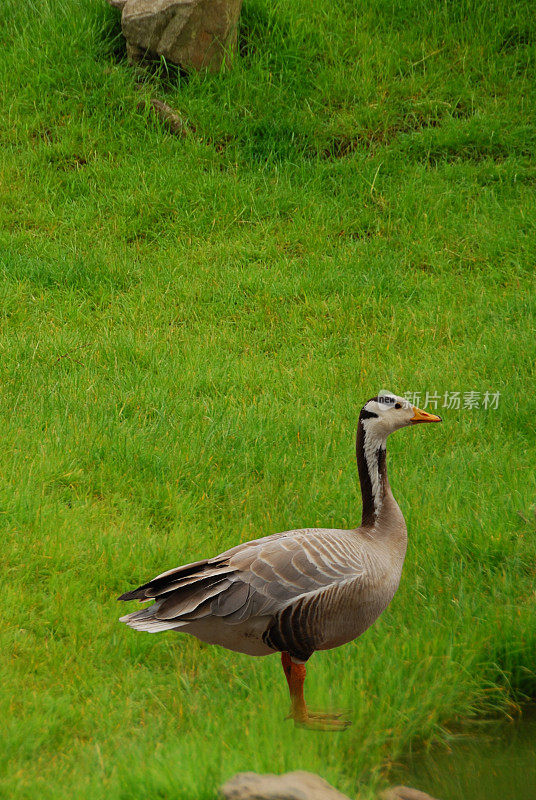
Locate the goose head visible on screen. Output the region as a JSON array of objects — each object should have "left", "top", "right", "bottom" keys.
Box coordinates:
[{"left": 360, "top": 392, "right": 442, "bottom": 439}]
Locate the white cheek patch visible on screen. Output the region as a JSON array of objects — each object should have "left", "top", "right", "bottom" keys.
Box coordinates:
[
  {"left": 361, "top": 418, "right": 387, "bottom": 515},
  {"left": 364, "top": 399, "right": 385, "bottom": 416}
]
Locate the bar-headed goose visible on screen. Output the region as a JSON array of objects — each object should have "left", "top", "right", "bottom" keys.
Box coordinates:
[{"left": 119, "top": 393, "right": 441, "bottom": 730}]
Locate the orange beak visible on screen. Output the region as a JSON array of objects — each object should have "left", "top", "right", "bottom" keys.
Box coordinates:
[{"left": 410, "top": 406, "right": 442, "bottom": 424}]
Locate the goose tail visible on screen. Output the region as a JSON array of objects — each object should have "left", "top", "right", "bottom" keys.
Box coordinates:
[{"left": 119, "top": 602, "right": 185, "bottom": 633}]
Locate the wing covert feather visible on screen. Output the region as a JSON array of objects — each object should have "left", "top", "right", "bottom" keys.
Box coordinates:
[{"left": 218, "top": 529, "right": 368, "bottom": 622}]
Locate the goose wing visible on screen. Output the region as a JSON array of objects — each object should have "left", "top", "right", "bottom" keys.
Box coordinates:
[{"left": 119, "top": 528, "right": 368, "bottom": 631}]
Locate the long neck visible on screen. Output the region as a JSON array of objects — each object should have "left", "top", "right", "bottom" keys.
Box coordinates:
[{"left": 356, "top": 417, "right": 389, "bottom": 528}]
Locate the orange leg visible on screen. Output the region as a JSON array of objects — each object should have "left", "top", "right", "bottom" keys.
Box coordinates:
[
  {"left": 281, "top": 651, "right": 307, "bottom": 722},
  {"left": 280, "top": 652, "right": 350, "bottom": 731}
]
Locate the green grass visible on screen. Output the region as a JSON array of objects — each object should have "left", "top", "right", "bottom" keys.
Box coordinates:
[{"left": 1, "top": 0, "right": 536, "bottom": 797}]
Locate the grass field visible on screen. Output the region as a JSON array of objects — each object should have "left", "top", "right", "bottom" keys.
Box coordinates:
[{"left": 1, "top": 0, "right": 536, "bottom": 797}]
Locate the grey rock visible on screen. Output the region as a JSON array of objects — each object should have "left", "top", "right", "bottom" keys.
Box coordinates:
[
  {"left": 379, "top": 787, "right": 441, "bottom": 800},
  {"left": 220, "top": 771, "right": 352, "bottom": 800},
  {"left": 106, "top": 0, "right": 128, "bottom": 9},
  {"left": 119, "top": 0, "right": 243, "bottom": 71}
]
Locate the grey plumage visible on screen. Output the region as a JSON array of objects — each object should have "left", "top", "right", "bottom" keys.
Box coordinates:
[{"left": 119, "top": 516, "right": 406, "bottom": 661}]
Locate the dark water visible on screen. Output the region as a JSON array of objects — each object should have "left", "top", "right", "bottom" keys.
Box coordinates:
[{"left": 389, "top": 710, "right": 536, "bottom": 800}]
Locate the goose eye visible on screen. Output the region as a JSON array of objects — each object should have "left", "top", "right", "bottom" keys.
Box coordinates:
[{"left": 394, "top": 403, "right": 402, "bottom": 409}]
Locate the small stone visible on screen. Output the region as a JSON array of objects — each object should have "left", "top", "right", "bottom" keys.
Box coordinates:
[
  {"left": 106, "top": 0, "right": 128, "bottom": 8},
  {"left": 379, "top": 787, "right": 441, "bottom": 800},
  {"left": 220, "top": 771, "right": 352, "bottom": 800},
  {"left": 138, "top": 98, "right": 191, "bottom": 137}
]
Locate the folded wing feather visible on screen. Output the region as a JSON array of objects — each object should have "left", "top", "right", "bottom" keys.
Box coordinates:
[{"left": 119, "top": 529, "right": 367, "bottom": 630}]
